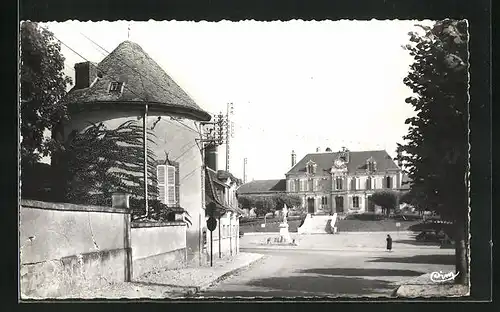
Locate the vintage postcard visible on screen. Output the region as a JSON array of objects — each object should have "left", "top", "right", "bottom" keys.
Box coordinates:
[{"left": 19, "top": 19, "right": 470, "bottom": 300}]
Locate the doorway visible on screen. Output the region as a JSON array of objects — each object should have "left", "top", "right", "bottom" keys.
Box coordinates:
[
  {"left": 367, "top": 196, "right": 375, "bottom": 212},
  {"left": 335, "top": 196, "right": 344, "bottom": 212},
  {"left": 307, "top": 198, "right": 315, "bottom": 214}
]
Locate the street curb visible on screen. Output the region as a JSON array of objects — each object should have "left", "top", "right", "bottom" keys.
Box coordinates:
[
  {"left": 176, "top": 254, "right": 265, "bottom": 297},
  {"left": 197, "top": 254, "right": 265, "bottom": 292}
]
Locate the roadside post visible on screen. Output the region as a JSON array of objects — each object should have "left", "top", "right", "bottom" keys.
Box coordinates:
[
  {"left": 206, "top": 203, "right": 218, "bottom": 267},
  {"left": 207, "top": 216, "right": 217, "bottom": 267}
]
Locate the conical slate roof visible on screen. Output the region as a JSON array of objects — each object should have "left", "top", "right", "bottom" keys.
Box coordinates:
[{"left": 64, "top": 41, "right": 211, "bottom": 121}]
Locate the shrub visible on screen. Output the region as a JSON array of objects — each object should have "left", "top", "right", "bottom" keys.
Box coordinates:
[
  {"left": 129, "top": 197, "right": 180, "bottom": 222},
  {"left": 346, "top": 213, "right": 386, "bottom": 221}
]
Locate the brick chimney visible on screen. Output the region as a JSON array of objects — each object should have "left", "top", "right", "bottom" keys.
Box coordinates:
[
  {"left": 74, "top": 61, "right": 98, "bottom": 89},
  {"left": 291, "top": 150, "right": 296, "bottom": 168},
  {"left": 204, "top": 144, "right": 218, "bottom": 171}
]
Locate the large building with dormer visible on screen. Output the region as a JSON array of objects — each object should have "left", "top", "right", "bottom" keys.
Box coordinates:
[
  {"left": 285, "top": 148, "right": 406, "bottom": 215},
  {"left": 237, "top": 147, "right": 408, "bottom": 216}
]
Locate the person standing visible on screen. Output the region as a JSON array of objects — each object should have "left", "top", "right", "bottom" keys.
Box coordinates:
[{"left": 386, "top": 234, "right": 393, "bottom": 251}]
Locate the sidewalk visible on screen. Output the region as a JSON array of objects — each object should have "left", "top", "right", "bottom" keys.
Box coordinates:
[
  {"left": 59, "top": 252, "right": 264, "bottom": 299},
  {"left": 393, "top": 273, "right": 470, "bottom": 298}
]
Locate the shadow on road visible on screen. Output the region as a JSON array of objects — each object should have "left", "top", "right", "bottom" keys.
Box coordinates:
[
  {"left": 299, "top": 268, "right": 423, "bottom": 277},
  {"left": 393, "top": 239, "right": 440, "bottom": 246},
  {"left": 368, "top": 254, "right": 454, "bottom": 265},
  {"left": 241, "top": 275, "right": 395, "bottom": 296}
]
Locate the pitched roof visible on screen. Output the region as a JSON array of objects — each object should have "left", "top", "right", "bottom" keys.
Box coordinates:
[
  {"left": 286, "top": 150, "right": 400, "bottom": 175},
  {"left": 64, "top": 41, "right": 211, "bottom": 121},
  {"left": 236, "top": 179, "right": 286, "bottom": 195},
  {"left": 205, "top": 167, "right": 243, "bottom": 215}
]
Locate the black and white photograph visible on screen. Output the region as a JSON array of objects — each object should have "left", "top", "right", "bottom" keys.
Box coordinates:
[{"left": 19, "top": 18, "right": 473, "bottom": 300}]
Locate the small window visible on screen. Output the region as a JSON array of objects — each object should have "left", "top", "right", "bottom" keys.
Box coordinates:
[
  {"left": 109, "top": 81, "right": 123, "bottom": 92},
  {"left": 336, "top": 177, "right": 343, "bottom": 190},
  {"left": 386, "top": 176, "right": 392, "bottom": 189},
  {"left": 321, "top": 196, "right": 328, "bottom": 205},
  {"left": 353, "top": 196, "right": 360, "bottom": 208},
  {"left": 366, "top": 177, "right": 372, "bottom": 190}
]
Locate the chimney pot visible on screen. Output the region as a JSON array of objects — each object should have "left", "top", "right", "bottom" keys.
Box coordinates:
[{"left": 74, "top": 61, "right": 98, "bottom": 89}]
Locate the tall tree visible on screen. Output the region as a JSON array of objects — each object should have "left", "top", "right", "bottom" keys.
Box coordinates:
[
  {"left": 20, "top": 22, "right": 72, "bottom": 166},
  {"left": 396, "top": 19, "right": 469, "bottom": 284}
]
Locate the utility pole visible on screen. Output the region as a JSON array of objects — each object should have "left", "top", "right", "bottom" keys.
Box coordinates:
[
  {"left": 225, "top": 102, "right": 234, "bottom": 172},
  {"left": 143, "top": 104, "right": 149, "bottom": 216},
  {"left": 243, "top": 158, "right": 247, "bottom": 184}
]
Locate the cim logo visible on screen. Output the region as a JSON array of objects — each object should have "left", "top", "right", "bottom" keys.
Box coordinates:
[{"left": 430, "top": 271, "right": 459, "bottom": 283}]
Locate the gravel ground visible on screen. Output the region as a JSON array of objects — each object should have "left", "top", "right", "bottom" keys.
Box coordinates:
[{"left": 44, "top": 252, "right": 264, "bottom": 299}]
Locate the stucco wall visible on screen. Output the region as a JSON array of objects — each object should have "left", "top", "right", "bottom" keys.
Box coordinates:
[
  {"left": 64, "top": 109, "right": 205, "bottom": 265},
  {"left": 19, "top": 200, "right": 131, "bottom": 298},
  {"left": 131, "top": 222, "right": 187, "bottom": 278},
  {"left": 206, "top": 214, "right": 239, "bottom": 261}
]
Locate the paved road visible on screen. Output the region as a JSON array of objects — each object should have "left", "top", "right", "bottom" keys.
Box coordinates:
[{"left": 198, "top": 233, "right": 455, "bottom": 298}]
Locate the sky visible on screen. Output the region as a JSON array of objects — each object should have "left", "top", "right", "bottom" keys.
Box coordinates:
[{"left": 42, "top": 20, "right": 433, "bottom": 181}]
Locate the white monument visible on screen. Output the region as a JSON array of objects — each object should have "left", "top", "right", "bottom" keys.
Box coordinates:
[{"left": 279, "top": 204, "right": 293, "bottom": 242}]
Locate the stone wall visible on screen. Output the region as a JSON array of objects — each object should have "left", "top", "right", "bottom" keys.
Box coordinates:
[
  {"left": 19, "top": 200, "right": 132, "bottom": 298},
  {"left": 131, "top": 221, "right": 187, "bottom": 278}
]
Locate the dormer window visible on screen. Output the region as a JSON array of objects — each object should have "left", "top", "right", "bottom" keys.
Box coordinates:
[
  {"left": 366, "top": 157, "right": 377, "bottom": 172},
  {"left": 109, "top": 81, "right": 123, "bottom": 93},
  {"left": 306, "top": 161, "right": 317, "bottom": 174}
]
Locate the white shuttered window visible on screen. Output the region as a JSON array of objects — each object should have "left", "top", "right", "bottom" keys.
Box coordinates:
[
  {"left": 157, "top": 165, "right": 167, "bottom": 203},
  {"left": 157, "top": 164, "right": 176, "bottom": 206},
  {"left": 166, "top": 165, "right": 176, "bottom": 206}
]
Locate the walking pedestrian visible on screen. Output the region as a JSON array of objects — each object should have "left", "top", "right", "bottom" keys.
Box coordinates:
[{"left": 386, "top": 234, "right": 393, "bottom": 251}]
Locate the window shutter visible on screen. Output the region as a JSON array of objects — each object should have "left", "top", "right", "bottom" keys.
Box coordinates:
[
  {"left": 166, "top": 165, "right": 176, "bottom": 206},
  {"left": 157, "top": 165, "right": 167, "bottom": 204},
  {"left": 173, "top": 162, "right": 180, "bottom": 206}
]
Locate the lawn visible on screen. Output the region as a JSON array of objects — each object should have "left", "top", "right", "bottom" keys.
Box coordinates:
[{"left": 336, "top": 219, "right": 422, "bottom": 232}]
